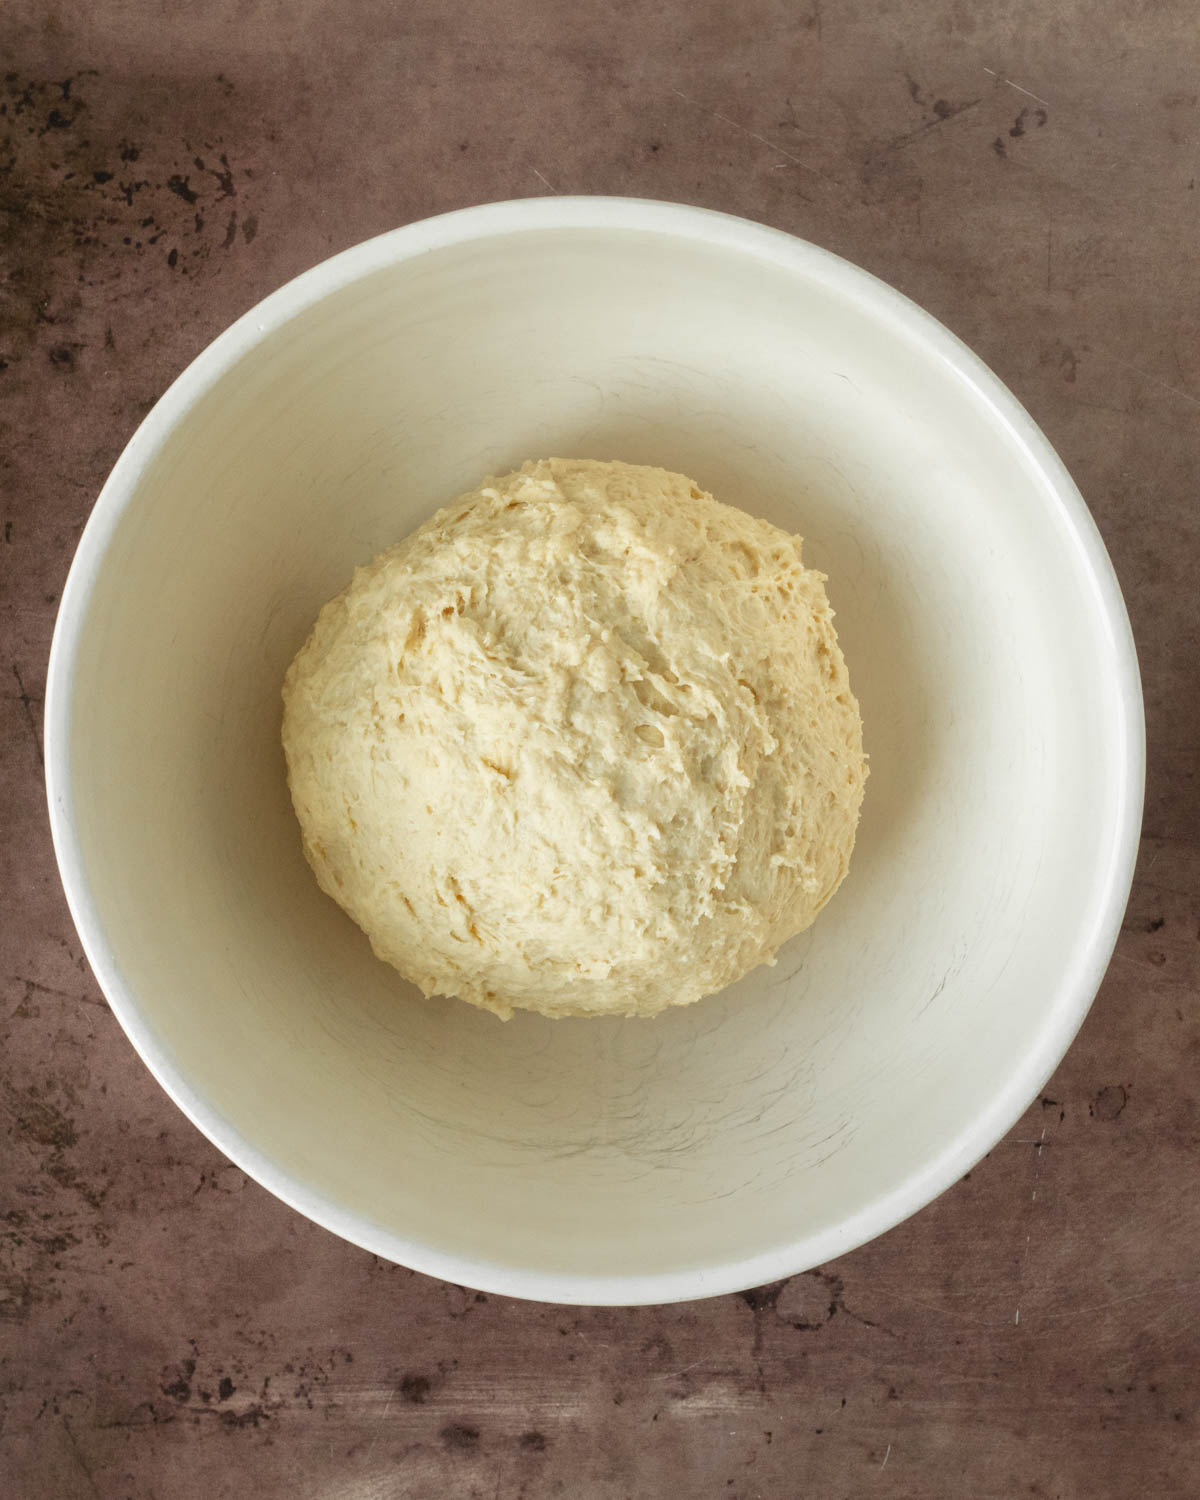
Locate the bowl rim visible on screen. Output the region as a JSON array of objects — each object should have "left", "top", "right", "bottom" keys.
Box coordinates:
[{"left": 45, "top": 195, "right": 1145, "bottom": 1306}]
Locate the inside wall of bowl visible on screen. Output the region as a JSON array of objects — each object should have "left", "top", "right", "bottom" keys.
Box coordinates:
[{"left": 65, "top": 224, "right": 1130, "bottom": 1285}]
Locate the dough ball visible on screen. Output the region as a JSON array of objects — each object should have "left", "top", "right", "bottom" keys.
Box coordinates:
[{"left": 282, "top": 458, "right": 866, "bottom": 1019}]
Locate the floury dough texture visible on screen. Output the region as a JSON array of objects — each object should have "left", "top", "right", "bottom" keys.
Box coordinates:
[{"left": 282, "top": 459, "right": 866, "bottom": 1019}]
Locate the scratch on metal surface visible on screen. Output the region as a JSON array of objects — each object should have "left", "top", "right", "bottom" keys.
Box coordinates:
[
  {"left": 1040, "top": 1278, "right": 1200, "bottom": 1324},
  {"left": 531, "top": 167, "right": 557, "bottom": 193},
  {"left": 874, "top": 98, "right": 981, "bottom": 159},
  {"left": 1094, "top": 350, "right": 1200, "bottom": 412},
  {"left": 9, "top": 975, "right": 106, "bottom": 1009},
  {"left": 1013, "top": 1125, "right": 1048, "bottom": 1330},
  {"left": 881, "top": 1442, "right": 892, "bottom": 1469},
  {"left": 362, "top": 1394, "right": 393, "bottom": 1463},
  {"left": 668, "top": 86, "right": 825, "bottom": 176},
  {"left": 61, "top": 1418, "right": 102, "bottom": 1500},
  {"left": 656, "top": 1359, "right": 709, "bottom": 1382},
  {"left": 10, "top": 662, "right": 43, "bottom": 766},
  {"left": 983, "top": 68, "right": 1052, "bottom": 109},
  {"left": 1046, "top": 212, "right": 1053, "bottom": 294}
]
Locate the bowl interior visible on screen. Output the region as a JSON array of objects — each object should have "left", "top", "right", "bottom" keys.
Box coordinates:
[{"left": 54, "top": 207, "right": 1136, "bottom": 1300}]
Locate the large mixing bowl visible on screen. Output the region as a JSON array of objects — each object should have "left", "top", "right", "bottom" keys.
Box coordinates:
[{"left": 46, "top": 198, "right": 1143, "bottom": 1304}]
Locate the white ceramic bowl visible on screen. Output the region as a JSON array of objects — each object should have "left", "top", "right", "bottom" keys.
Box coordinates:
[{"left": 46, "top": 198, "right": 1143, "bottom": 1304}]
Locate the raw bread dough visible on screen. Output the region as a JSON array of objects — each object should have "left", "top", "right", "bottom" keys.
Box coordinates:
[{"left": 282, "top": 458, "right": 866, "bottom": 1019}]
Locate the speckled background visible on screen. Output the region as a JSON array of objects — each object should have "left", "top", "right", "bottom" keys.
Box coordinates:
[{"left": 2, "top": 2, "right": 1198, "bottom": 1496}]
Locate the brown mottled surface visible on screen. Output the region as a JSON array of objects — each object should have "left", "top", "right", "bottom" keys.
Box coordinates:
[{"left": 2, "top": 1, "right": 1197, "bottom": 1495}]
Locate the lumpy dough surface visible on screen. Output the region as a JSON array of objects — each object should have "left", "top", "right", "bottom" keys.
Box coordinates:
[{"left": 282, "top": 458, "right": 866, "bottom": 1019}]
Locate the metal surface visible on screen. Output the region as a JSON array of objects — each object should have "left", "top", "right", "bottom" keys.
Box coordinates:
[{"left": 2, "top": 2, "right": 1197, "bottom": 1494}]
